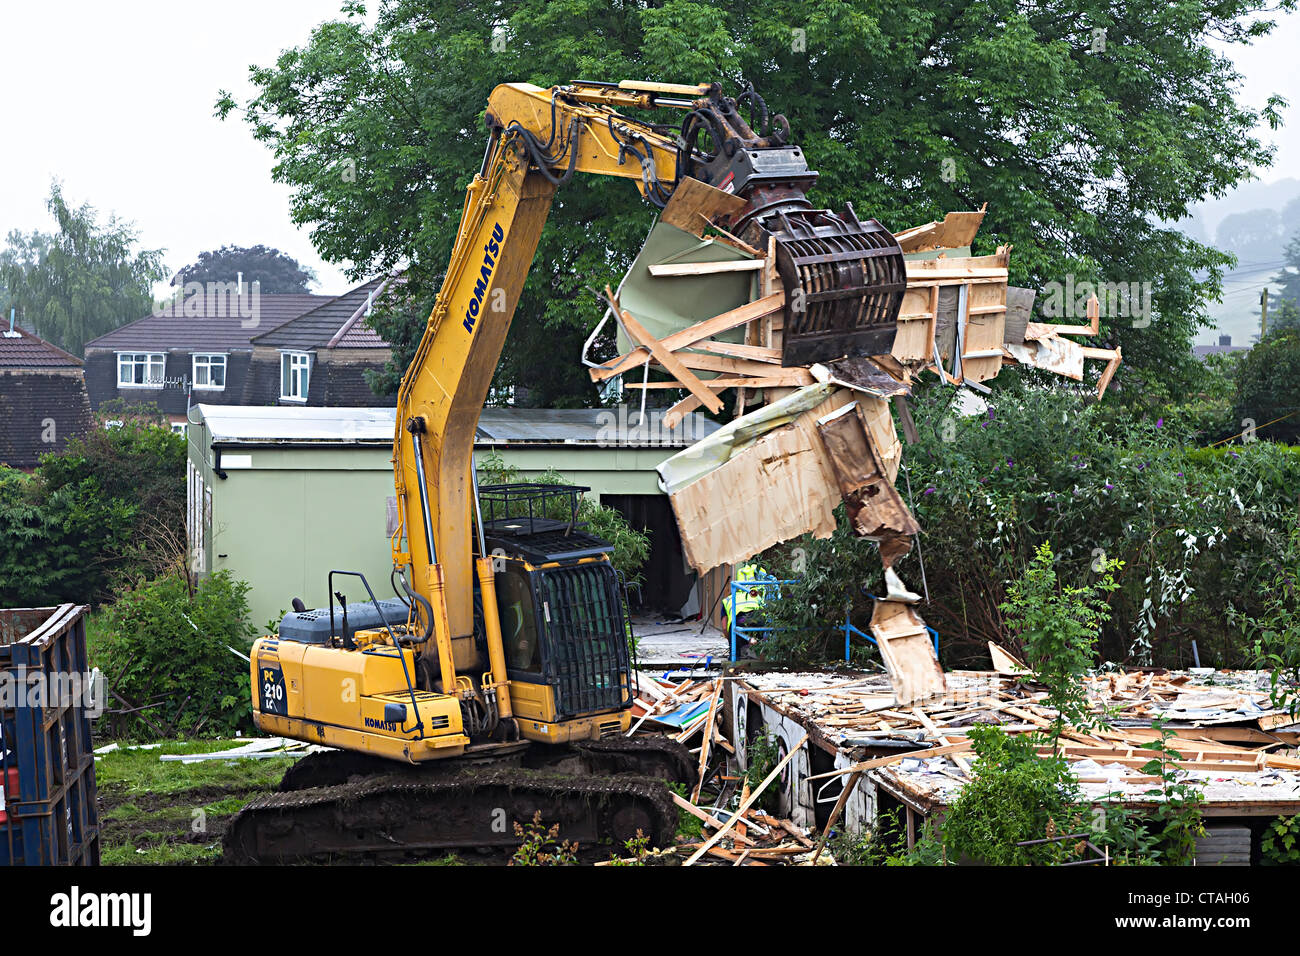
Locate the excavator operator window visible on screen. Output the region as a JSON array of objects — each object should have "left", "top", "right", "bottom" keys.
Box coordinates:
[{"left": 494, "top": 565, "right": 541, "bottom": 673}]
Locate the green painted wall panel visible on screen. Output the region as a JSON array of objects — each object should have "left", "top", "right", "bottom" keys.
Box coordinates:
[{"left": 189, "top": 435, "right": 678, "bottom": 629}]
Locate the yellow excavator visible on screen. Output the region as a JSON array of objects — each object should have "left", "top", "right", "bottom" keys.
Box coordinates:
[{"left": 224, "top": 79, "right": 906, "bottom": 863}]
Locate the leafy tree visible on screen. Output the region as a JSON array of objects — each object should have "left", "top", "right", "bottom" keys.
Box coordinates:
[
  {"left": 1232, "top": 328, "right": 1300, "bottom": 443},
  {"left": 216, "top": 0, "right": 1289, "bottom": 404},
  {"left": 0, "top": 420, "right": 185, "bottom": 607},
  {"left": 171, "top": 244, "right": 317, "bottom": 294},
  {"left": 1274, "top": 233, "right": 1300, "bottom": 308},
  {"left": 1000, "top": 541, "right": 1120, "bottom": 748},
  {"left": 1271, "top": 298, "right": 1300, "bottom": 335},
  {"left": 0, "top": 184, "right": 165, "bottom": 355}
]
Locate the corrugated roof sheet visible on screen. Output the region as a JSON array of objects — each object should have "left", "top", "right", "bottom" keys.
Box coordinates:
[
  {"left": 194, "top": 405, "right": 718, "bottom": 448},
  {"left": 197, "top": 405, "right": 396, "bottom": 444},
  {"left": 84, "top": 293, "right": 332, "bottom": 351},
  {"left": 476, "top": 407, "right": 719, "bottom": 446},
  {"left": 250, "top": 278, "right": 391, "bottom": 350},
  {"left": 0, "top": 325, "right": 83, "bottom": 369}
]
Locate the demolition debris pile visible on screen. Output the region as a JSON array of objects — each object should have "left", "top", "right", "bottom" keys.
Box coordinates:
[{"left": 590, "top": 186, "right": 1124, "bottom": 702}]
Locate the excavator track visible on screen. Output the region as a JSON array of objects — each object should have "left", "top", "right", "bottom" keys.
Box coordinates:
[
  {"left": 570, "top": 735, "right": 697, "bottom": 791},
  {"left": 223, "top": 766, "right": 676, "bottom": 865},
  {"left": 277, "top": 741, "right": 532, "bottom": 792},
  {"left": 276, "top": 735, "right": 697, "bottom": 796}
]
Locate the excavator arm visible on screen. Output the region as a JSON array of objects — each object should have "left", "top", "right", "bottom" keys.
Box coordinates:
[
  {"left": 390, "top": 81, "right": 693, "bottom": 720},
  {"left": 390, "top": 77, "right": 907, "bottom": 736}
]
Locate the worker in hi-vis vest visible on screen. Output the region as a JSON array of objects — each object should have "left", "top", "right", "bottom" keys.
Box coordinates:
[{"left": 722, "top": 563, "right": 770, "bottom": 656}]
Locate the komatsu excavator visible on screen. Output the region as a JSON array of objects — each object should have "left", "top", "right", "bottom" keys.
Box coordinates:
[{"left": 223, "top": 79, "right": 906, "bottom": 863}]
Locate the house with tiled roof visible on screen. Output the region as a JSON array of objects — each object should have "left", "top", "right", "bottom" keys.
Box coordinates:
[
  {"left": 241, "top": 275, "right": 399, "bottom": 408},
  {"left": 83, "top": 279, "right": 396, "bottom": 428},
  {"left": 0, "top": 321, "right": 93, "bottom": 469}
]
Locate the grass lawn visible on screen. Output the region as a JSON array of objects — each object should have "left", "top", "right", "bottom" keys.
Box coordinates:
[
  {"left": 94, "top": 738, "right": 466, "bottom": 865},
  {"left": 95, "top": 738, "right": 297, "bottom": 865}
]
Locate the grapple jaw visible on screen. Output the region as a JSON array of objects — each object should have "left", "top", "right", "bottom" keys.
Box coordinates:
[
  {"left": 682, "top": 84, "right": 906, "bottom": 367},
  {"left": 767, "top": 204, "right": 907, "bottom": 367}
]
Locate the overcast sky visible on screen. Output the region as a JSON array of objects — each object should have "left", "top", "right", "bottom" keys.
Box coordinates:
[{"left": 1, "top": 1, "right": 1297, "bottom": 299}]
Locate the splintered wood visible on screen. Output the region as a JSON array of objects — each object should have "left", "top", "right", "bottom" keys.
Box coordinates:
[
  {"left": 616, "top": 672, "right": 820, "bottom": 866},
  {"left": 869, "top": 600, "right": 946, "bottom": 705},
  {"left": 738, "top": 667, "right": 1300, "bottom": 825}
]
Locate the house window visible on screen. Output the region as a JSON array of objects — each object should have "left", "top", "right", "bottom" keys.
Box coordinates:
[
  {"left": 117, "top": 352, "right": 165, "bottom": 387},
  {"left": 280, "top": 351, "right": 311, "bottom": 402},
  {"left": 192, "top": 353, "right": 227, "bottom": 390},
  {"left": 170, "top": 422, "right": 187, "bottom": 436}
]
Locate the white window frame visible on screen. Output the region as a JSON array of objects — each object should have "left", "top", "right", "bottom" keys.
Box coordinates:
[
  {"left": 192, "top": 353, "right": 227, "bottom": 390},
  {"left": 280, "top": 351, "right": 312, "bottom": 402},
  {"left": 117, "top": 352, "right": 165, "bottom": 388}
]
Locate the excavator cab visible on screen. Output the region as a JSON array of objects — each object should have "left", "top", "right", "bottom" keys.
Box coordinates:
[{"left": 473, "top": 482, "right": 634, "bottom": 741}]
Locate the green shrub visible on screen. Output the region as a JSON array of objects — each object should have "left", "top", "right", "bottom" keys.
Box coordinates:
[
  {"left": 1002, "top": 541, "right": 1120, "bottom": 745},
  {"left": 940, "top": 726, "right": 1085, "bottom": 866},
  {"left": 95, "top": 569, "right": 257, "bottom": 738},
  {"left": 1138, "top": 716, "right": 1206, "bottom": 865},
  {"left": 1233, "top": 329, "right": 1300, "bottom": 443},
  {"left": 743, "top": 733, "right": 783, "bottom": 814},
  {"left": 0, "top": 419, "right": 184, "bottom": 607},
  {"left": 1261, "top": 813, "right": 1300, "bottom": 866}
]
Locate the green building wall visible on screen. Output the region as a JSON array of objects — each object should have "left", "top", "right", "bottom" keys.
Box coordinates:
[{"left": 187, "top": 428, "right": 677, "bottom": 630}]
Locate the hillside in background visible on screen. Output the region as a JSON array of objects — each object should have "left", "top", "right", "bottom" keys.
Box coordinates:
[{"left": 1180, "top": 177, "right": 1300, "bottom": 346}]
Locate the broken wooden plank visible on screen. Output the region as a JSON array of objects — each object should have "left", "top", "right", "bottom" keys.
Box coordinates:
[
  {"left": 812, "top": 769, "right": 862, "bottom": 864},
  {"left": 618, "top": 308, "right": 724, "bottom": 414},
  {"left": 1094, "top": 346, "right": 1122, "bottom": 398},
  {"left": 691, "top": 339, "right": 783, "bottom": 362},
  {"left": 988, "top": 641, "right": 1030, "bottom": 676},
  {"left": 659, "top": 176, "right": 749, "bottom": 236},
  {"left": 676, "top": 351, "right": 800, "bottom": 378},
  {"left": 692, "top": 679, "right": 724, "bottom": 803},
  {"left": 684, "top": 732, "right": 809, "bottom": 866},
  {"left": 670, "top": 792, "right": 757, "bottom": 847},
  {"left": 893, "top": 206, "right": 988, "bottom": 254},
  {"left": 648, "top": 259, "right": 765, "bottom": 277},
  {"left": 591, "top": 291, "right": 786, "bottom": 382},
  {"left": 624, "top": 371, "right": 812, "bottom": 390},
  {"left": 870, "top": 599, "right": 946, "bottom": 705}
]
